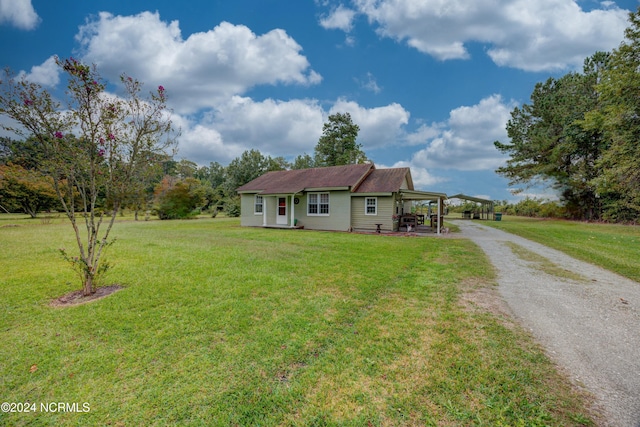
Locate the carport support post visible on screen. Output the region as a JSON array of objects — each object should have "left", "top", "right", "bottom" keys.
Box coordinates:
[{"left": 437, "top": 197, "right": 441, "bottom": 236}]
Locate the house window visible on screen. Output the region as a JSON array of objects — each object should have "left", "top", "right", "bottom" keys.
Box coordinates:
[
  {"left": 365, "top": 197, "right": 377, "bottom": 215},
  {"left": 254, "top": 195, "right": 263, "bottom": 214},
  {"left": 308, "top": 192, "right": 330, "bottom": 216}
]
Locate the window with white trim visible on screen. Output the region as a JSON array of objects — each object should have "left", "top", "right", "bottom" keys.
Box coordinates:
[
  {"left": 365, "top": 197, "right": 377, "bottom": 215},
  {"left": 254, "top": 195, "right": 263, "bottom": 214},
  {"left": 308, "top": 192, "right": 330, "bottom": 215}
]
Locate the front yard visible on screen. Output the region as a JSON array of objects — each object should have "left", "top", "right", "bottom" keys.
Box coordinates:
[{"left": 0, "top": 216, "right": 593, "bottom": 425}]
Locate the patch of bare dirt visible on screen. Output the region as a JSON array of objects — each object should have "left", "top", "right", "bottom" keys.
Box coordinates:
[
  {"left": 50, "top": 285, "right": 124, "bottom": 307},
  {"left": 461, "top": 288, "right": 515, "bottom": 326},
  {"left": 458, "top": 278, "right": 517, "bottom": 330}
]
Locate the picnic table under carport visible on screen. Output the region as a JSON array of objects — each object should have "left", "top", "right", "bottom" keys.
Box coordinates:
[{"left": 398, "top": 190, "right": 448, "bottom": 235}]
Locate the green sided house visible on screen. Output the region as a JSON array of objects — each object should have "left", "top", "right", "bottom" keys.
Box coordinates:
[{"left": 236, "top": 163, "right": 448, "bottom": 234}]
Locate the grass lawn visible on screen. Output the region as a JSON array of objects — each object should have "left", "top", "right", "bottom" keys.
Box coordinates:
[
  {"left": 1, "top": 215, "right": 594, "bottom": 426},
  {"left": 482, "top": 215, "right": 640, "bottom": 283}
]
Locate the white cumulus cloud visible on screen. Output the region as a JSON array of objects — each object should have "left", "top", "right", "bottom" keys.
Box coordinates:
[
  {"left": 352, "top": 0, "right": 630, "bottom": 71},
  {"left": 17, "top": 56, "right": 60, "bottom": 87},
  {"left": 0, "top": 0, "right": 39, "bottom": 30},
  {"left": 204, "top": 96, "right": 325, "bottom": 158},
  {"left": 410, "top": 94, "right": 515, "bottom": 171},
  {"left": 319, "top": 5, "right": 357, "bottom": 31},
  {"left": 66, "top": 11, "right": 417, "bottom": 166},
  {"left": 76, "top": 11, "right": 322, "bottom": 114},
  {"left": 177, "top": 122, "right": 244, "bottom": 165},
  {"left": 379, "top": 160, "right": 447, "bottom": 188},
  {"left": 172, "top": 96, "right": 413, "bottom": 166},
  {"left": 330, "top": 98, "right": 410, "bottom": 149}
]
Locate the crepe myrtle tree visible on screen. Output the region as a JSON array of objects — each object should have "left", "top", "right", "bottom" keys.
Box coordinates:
[{"left": 0, "top": 57, "right": 177, "bottom": 295}]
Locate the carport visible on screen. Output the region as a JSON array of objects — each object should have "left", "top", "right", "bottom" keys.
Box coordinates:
[
  {"left": 398, "top": 190, "right": 448, "bottom": 235},
  {"left": 450, "top": 194, "right": 494, "bottom": 220}
]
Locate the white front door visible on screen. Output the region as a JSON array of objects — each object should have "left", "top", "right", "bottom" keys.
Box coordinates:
[{"left": 276, "top": 197, "right": 287, "bottom": 225}]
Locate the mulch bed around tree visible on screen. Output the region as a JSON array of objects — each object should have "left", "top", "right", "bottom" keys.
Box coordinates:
[{"left": 50, "top": 284, "right": 124, "bottom": 307}]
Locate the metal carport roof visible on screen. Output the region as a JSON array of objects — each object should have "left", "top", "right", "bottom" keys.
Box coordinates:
[
  {"left": 449, "top": 194, "right": 493, "bottom": 204},
  {"left": 449, "top": 194, "right": 494, "bottom": 220},
  {"left": 399, "top": 190, "right": 448, "bottom": 200}
]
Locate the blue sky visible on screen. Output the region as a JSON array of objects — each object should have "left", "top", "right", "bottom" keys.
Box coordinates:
[{"left": 1, "top": 0, "right": 638, "bottom": 201}]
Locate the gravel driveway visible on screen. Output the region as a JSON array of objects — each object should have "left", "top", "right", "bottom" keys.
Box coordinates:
[{"left": 452, "top": 220, "right": 640, "bottom": 427}]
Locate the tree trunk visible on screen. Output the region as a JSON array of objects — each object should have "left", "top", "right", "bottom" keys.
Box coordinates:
[
  {"left": 22, "top": 202, "right": 37, "bottom": 218},
  {"left": 82, "top": 271, "right": 94, "bottom": 296}
]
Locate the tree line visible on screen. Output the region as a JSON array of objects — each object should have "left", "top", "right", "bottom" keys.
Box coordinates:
[
  {"left": 495, "top": 7, "right": 640, "bottom": 223},
  {"left": 1, "top": 103, "right": 366, "bottom": 221}
]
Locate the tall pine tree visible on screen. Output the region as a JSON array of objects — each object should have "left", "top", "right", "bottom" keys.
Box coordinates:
[{"left": 314, "top": 112, "right": 367, "bottom": 167}]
